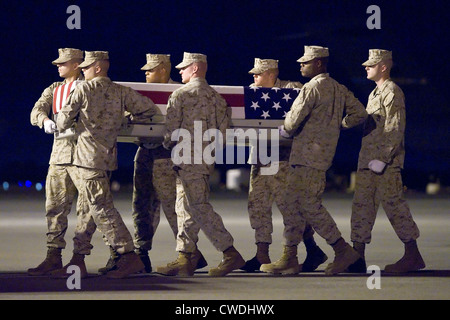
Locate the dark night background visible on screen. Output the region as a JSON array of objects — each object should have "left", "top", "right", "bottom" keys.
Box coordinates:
[{"left": 0, "top": 0, "right": 448, "bottom": 192}]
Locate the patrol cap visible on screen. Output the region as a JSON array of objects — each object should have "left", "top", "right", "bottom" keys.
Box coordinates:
[
  {"left": 141, "top": 54, "right": 171, "bottom": 71},
  {"left": 297, "top": 45, "right": 329, "bottom": 63},
  {"left": 79, "top": 51, "right": 109, "bottom": 68},
  {"left": 248, "top": 58, "right": 279, "bottom": 74},
  {"left": 362, "top": 49, "right": 392, "bottom": 66},
  {"left": 175, "top": 52, "right": 207, "bottom": 69},
  {"left": 52, "top": 48, "right": 84, "bottom": 65}
]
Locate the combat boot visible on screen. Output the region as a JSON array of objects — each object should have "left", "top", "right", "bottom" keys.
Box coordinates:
[
  {"left": 50, "top": 253, "right": 88, "bottom": 279},
  {"left": 191, "top": 248, "right": 208, "bottom": 270},
  {"left": 241, "top": 242, "right": 271, "bottom": 272},
  {"left": 300, "top": 245, "right": 328, "bottom": 272},
  {"left": 136, "top": 248, "right": 152, "bottom": 273},
  {"left": 347, "top": 242, "right": 367, "bottom": 273},
  {"left": 98, "top": 246, "right": 119, "bottom": 275},
  {"left": 106, "top": 251, "right": 145, "bottom": 279},
  {"left": 325, "top": 238, "right": 360, "bottom": 275},
  {"left": 384, "top": 240, "right": 425, "bottom": 273},
  {"left": 156, "top": 252, "right": 194, "bottom": 276},
  {"left": 28, "top": 248, "right": 62, "bottom": 276},
  {"left": 208, "top": 246, "right": 245, "bottom": 277},
  {"left": 260, "top": 245, "right": 299, "bottom": 275}
]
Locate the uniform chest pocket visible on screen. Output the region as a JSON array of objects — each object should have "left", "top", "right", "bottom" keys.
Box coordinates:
[{"left": 367, "top": 97, "right": 386, "bottom": 118}]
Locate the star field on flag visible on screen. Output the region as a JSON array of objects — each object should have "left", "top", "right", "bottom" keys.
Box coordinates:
[{"left": 244, "top": 86, "right": 300, "bottom": 120}]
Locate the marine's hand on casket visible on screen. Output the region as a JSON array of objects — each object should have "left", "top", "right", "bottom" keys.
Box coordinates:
[
  {"left": 278, "top": 125, "right": 291, "bottom": 139},
  {"left": 44, "top": 119, "right": 56, "bottom": 134}
]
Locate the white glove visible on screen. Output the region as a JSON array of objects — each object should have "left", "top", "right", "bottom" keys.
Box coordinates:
[
  {"left": 44, "top": 119, "right": 56, "bottom": 134},
  {"left": 278, "top": 125, "right": 291, "bottom": 139},
  {"left": 368, "top": 159, "right": 386, "bottom": 173}
]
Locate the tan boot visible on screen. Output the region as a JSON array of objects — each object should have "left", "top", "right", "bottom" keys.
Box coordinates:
[
  {"left": 106, "top": 251, "right": 145, "bottom": 279},
  {"left": 208, "top": 246, "right": 245, "bottom": 277},
  {"left": 156, "top": 252, "right": 194, "bottom": 276},
  {"left": 260, "top": 245, "right": 299, "bottom": 275},
  {"left": 51, "top": 253, "right": 88, "bottom": 279},
  {"left": 28, "top": 248, "right": 62, "bottom": 276},
  {"left": 241, "top": 242, "right": 271, "bottom": 272},
  {"left": 384, "top": 240, "right": 425, "bottom": 273},
  {"left": 325, "top": 238, "right": 360, "bottom": 275},
  {"left": 191, "top": 248, "right": 208, "bottom": 270}
]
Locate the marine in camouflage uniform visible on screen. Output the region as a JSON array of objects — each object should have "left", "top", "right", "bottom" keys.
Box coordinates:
[
  {"left": 130, "top": 54, "right": 207, "bottom": 273},
  {"left": 350, "top": 49, "right": 424, "bottom": 273},
  {"left": 261, "top": 46, "right": 368, "bottom": 275},
  {"left": 156, "top": 52, "right": 245, "bottom": 277},
  {"left": 28, "top": 48, "right": 97, "bottom": 277},
  {"left": 242, "top": 58, "right": 328, "bottom": 273},
  {"left": 57, "top": 51, "right": 159, "bottom": 279}
]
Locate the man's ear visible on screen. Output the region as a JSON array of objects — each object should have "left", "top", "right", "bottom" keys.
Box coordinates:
[
  {"left": 160, "top": 66, "right": 168, "bottom": 75},
  {"left": 316, "top": 59, "right": 322, "bottom": 69},
  {"left": 269, "top": 71, "right": 277, "bottom": 80},
  {"left": 94, "top": 64, "right": 102, "bottom": 75},
  {"left": 192, "top": 63, "right": 199, "bottom": 74}
]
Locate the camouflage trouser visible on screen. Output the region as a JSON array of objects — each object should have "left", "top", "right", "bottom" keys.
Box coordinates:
[
  {"left": 248, "top": 162, "right": 315, "bottom": 245},
  {"left": 175, "top": 169, "right": 232, "bottom": 253},
  {"left": 77, "top": 166, "right": 134, "bottom": 255},
  {"left": 282, "top": 165, "right": 342, "bottom": 245},
  {"left": 45, "top": 164, "right": 96, "bottom": 255},
  {"left": 351, "top": 167, "right": 420, "bottom": 244},
  {"left": 132, "top": 146, "right": 178, "bottom": 251}
]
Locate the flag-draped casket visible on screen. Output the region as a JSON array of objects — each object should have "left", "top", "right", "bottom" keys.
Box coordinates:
[{"left": 116, "top": 82, "right": 300, "bottom": 144}]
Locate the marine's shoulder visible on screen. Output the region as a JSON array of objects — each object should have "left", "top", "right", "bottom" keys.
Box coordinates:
[
  {"left": 277, "top": 79, "right": 303, "bottom": 89},
  {"left": 302, "top": 74, "right": 328, "bottom": 90},
  {"left": 78, "top": 77, "right": 114, "bottom": 91},
  {"left": 45, "top": 81, "right": 64, "bottom": 91},
  {"left": 383, "top": 79, "right": 403, "bottom": 95},
  {"left": 170, "top": 82, "right": 189, "bottom": 96}
]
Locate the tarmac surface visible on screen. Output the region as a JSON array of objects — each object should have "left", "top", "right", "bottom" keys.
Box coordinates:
[{"left": 0, "top": 188, "right": 449, "bottom": 302}]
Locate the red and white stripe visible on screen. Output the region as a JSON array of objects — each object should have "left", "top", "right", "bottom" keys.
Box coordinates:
[
  {"left": 116, "top": 82, "right": 246, "bottom": 119},
  {"left": 52, "top": 80, "right": 81, "bottom": 114}
]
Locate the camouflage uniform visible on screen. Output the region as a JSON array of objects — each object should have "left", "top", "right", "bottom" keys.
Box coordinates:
[
  {"left": 30, "top": 77, "right": 96, "bottom": 255},
  {"left": 283, "top": 72, "right": 367, "bottom": 245},
  {"left": 132, "top": 145, "right": 178, "bottom": 249},
  {"left": 247, "top": 78, "right": 306, "bottom": 245},
  {"left": 351, "top": 78, "right": 420, "bottom": 244},
  {"left": 163, "top": 76, "right": 234, "bottom": 253},
  {"left": 132, "top": 79, "right": 179, "bottom": 251},
  {"left": 57, "top": 75, "right": 158, "bottom": 255}
]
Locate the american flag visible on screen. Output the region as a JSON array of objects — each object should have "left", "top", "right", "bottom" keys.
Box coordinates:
[
  {"left": 116, "top": 82, "right": 300, "bottom": 120},
  {"left": 243, "top": 86, "right": 301, "bottom": 120},
  {"left": 52, "top": 80, "right": 82, "bottom": 114}
]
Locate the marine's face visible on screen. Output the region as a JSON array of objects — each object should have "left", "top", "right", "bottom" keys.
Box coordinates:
[
  {"left": 253, "top": 70, "right": 274, "bottom": 87},
  {"left": 300, "top": 59, "right": 317, "bottom": 78},
  {"left": 365, "top": 62, "right": 383, "bottom": 81},
  {"left": 180, "top": 64, "right": 194, "bottom": 84},
  {"left": 82, "top": 63, "right": 96, "bottom": 81},
  {"left": 57, "top": 60, "right": 79, "bottom": 79},
  {"left": 145, "top": 65, "right": 165, "bottom": 83}
]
